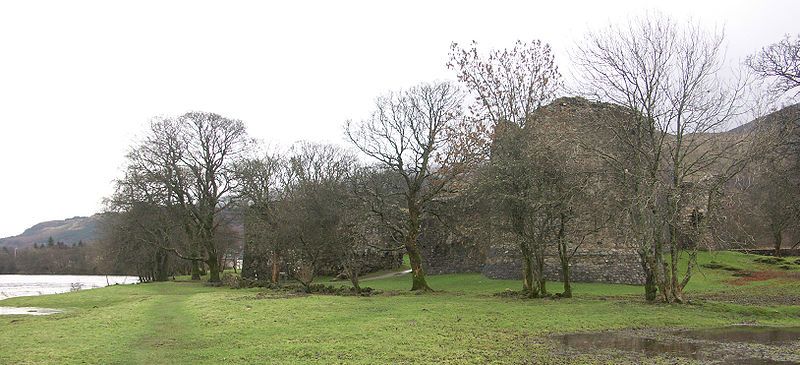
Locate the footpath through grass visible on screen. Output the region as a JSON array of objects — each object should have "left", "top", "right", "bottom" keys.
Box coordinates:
[{"left": 0, "top": 251, "right": 798, "bottom": 364}]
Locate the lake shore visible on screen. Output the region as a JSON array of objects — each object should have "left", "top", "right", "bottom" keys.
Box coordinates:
[{"left": 0, "top": 274, "right": 138, "bottom": 300}]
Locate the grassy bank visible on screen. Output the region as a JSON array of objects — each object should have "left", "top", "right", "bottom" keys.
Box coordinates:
[{"left": 1, "top": 251, "right": 798, "bottom": 364}]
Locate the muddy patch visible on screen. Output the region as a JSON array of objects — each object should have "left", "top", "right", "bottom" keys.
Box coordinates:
[
  {"left": 727, "top": 270, "right": 800, "bottom": 285},
  {"left": 0, "top": 307, "right": 63, "bottom": 316},
  {"left": 554, "top": 326, "right": 800, "bottom": 364}
]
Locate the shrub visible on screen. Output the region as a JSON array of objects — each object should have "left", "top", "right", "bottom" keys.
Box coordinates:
[{"left": 754, "top": 257, "right": 785, "bottom": 265}]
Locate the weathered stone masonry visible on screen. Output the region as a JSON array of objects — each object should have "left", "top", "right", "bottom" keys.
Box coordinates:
[{"left": 420, "top": 234, "right": 645, "bottom": 285}]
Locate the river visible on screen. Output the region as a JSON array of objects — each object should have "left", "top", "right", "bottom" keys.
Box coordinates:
[{"left": 0, "top": 274, "right": 139, "bottom": 300}]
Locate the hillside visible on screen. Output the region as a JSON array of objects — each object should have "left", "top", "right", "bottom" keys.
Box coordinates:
[
  {"left": 726, "top": 102, "right": 800, "bottom": 134},
  {"left": 0, "top": 215, "right": 101, "bottom": 249}
]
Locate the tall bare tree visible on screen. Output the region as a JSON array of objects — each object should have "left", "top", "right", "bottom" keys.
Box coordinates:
[
  {"left": 235, "top": 152, "right": 285, "bottom": 283},
  {"left": 125, "top": 112, "right": 251, "bottom": 283},
  {"left": 105, "top": 160, "right": 200, "bottom": 280},
  {"left": 281, "top": 142, "right": 358, "bottom": 289},
  {"left": 748, "top": 37, "right": 800, "bottom": 250},
  {"left": 346, "top": 81, "right": 482, "bottom": 291},
  {"left": 574, "top": 13, "right": 756, "bottom": 302},
  {"left": 335, "top": 170, "right": 385, "bottom": 293},
  {"left": 450, "top": 40, "right": 568, "bottom": 296}
]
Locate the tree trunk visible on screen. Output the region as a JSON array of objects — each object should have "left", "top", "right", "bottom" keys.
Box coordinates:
[
  {"left": 674, "top": 251, "right": 696, "bottom": 304},
  {"left": 155, "top": 250, "right": 169, "bottom": 282},
  {"left": 538, "top": 271, "right": 547, "bottom": 297},
  {"left": 557, "top": 215, "right": 572, "bottom": 298},
  {"left": 350, "top": 270, "right": 361, "bottom": 294},
  {"left": 654, "top": 240, "right": 671, "bottom": 303},
  {"left": 534, "top": 248, "right": 546, "bottom": 296},
  {"left": 640, "top": 250, "right": 658, "bottom": 302},
  {"left": 207, "top": 258, "right": 221, "bottom": 283},
  {"left": 190, "top": 260, "right": 201, "bottom": 280},
  {"left": 405, "top": 203, "right": 432, "bottom": 292},
  {"left": 271, "top": 251, "right": 280, "bottom": 284},
  {"left": 407, "top": 244, "right": 431, "bottom": 291},
  {"left": 521, "top": 252, "right": 537, "bottom": 298},
  {"left": 774, "top": 230, "right": 783, "bottom": 257},
  {"left": 560, "top": 256, "right": 572, "bottom": 298},
  {"left": 669, "top": 226, "right": 680, "bottom": 303}
]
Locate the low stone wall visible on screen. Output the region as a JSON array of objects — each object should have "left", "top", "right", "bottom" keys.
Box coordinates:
[
  {"left": 347, "top": 204, "right": 649, "bottom": 285},
  {"left": 481, "top": 245, "right": 645, "bottom": 285}
]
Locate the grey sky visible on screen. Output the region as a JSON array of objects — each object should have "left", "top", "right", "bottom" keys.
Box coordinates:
[{"left": 0, "top": 0, "right": 796, "bottom": 238}]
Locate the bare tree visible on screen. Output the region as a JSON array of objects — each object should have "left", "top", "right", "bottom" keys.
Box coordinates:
[
  {"left": 125, "top": 112, "right": 251, "bottom": 283},
  {"left": 574, "top": 13, "right": 757, "bottom": 302},
  {"left": 100, "top": 204, "right": 183, "bottom": 282},
  {"left": 747, "top": 37, "right": 800, "bottom": 251},
  {"left": 747, "top": 34, "right": 800, "bottom": 97},
  {"left": 450, "top": 40, "right": 571, "bottom": 297},
  {"left": 730, "top": 105, "right": 800, "bottom": 256},
  {"left": 103, "top": 164, "right": 196, "bottom": 281},
  {"left": 752, "top": 160, "right": 799, "bottom": 256},
  {"left": 334, "top": 177, "right": 380, "bottom": 293},
  {"left": 448, "top": 40, "right": 561, "bottom": 129},
  {"left": 346, "top": 81, "right": 482, "bottom": 291},
  {"left": 281, "top": 142, "right": 358, "bottom": 290},
  {"left": 235, "top": 152, "right": 286, "bottom": 283},
  {"left": 486, "top": 122, "right": 553, "bottom": 298}
]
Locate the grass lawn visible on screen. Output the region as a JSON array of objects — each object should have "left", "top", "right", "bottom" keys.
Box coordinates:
[{"left": 0, "top": 251, "right": 798, "bottom": 364}]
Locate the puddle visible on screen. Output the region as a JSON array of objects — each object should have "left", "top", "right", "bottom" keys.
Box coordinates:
[
  {"left": 559, "top": 332, "right": 706, "bottom": 359},
  {"left": 0, "top": 307, "right": 63, "bottom": 315},
  {"left": 558, "top": 326, "right": 800, "bottom": 364},
  {"left": 682, "top": 326, "right": 800, "bottom": 344}
]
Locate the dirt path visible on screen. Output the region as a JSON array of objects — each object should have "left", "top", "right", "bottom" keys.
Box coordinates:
[
  {"left": 130, "top": 287, "right": 196, "bottom": 364},
  {"left": 361, "top": 269, "right": 412, "bottom": 281}
]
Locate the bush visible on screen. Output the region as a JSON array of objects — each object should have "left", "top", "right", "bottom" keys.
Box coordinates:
[
  {"left": 225, "top": 276, "right": 379, "bottom": 296},
  {"left": 701, "top": 261, "right": 742, "bottom": 271},
  {"left": 295, "top": 284, "right": 379, "bottom": 296},
  {"left": 493, "top": 289, "right": 562, "bottom": 299},
  {"left": 222, "top": 273, "right": 244, "bottom": 288},
  {"left": 754, "top": 257, "right": 785, "bottom": 265}
]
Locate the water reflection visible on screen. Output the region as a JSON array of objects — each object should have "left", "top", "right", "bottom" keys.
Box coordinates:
[
  {"left": 558, "top": 326, "right": 800, "bottom": 365},
  {"left": 560, "top": 332, "right": 705, "bottom": 359},
  {"left": 682, "top": 326, "right": 800, "bottom": 344}
]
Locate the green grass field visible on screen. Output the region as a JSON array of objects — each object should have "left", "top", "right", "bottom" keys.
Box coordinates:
[{"left": 1, "top": 251, "right": 798, "bottom": 364}]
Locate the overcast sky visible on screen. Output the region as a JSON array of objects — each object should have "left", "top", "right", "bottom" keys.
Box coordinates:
[{"left": 0, "top": 0, "right": 796, "bottom": 238}]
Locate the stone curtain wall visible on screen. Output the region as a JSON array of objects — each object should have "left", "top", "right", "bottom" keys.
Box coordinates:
[
  {"left": 420, "top": 232, "right": 486, "bottom": 275},
  {"left": 419, "top": 236, "right": 646, "bottom": 285},
  {"left": 416, "top": 206, "right": 646, "bottom": 284},
  {"left": 419, "top": 233, "right": 646, "bottom": 285},
  {"left": 481, "top": 246, "right": 645, "bottom": 285}
]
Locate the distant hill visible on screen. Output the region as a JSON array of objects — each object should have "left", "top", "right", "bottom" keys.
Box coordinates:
[
  {"left": 0, "top": 215, "right": 102, "bottom": 249},
  {"left": 726, "top": 103, "right": 800, "bottom": 134}
]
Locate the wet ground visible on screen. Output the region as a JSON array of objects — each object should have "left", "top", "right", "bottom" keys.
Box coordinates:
[
  {"left": 554, "top": 326, "right": 800, "bottom": 364},
  {"left": 0, "top": 307, "right": 63, "bottom": 315}
]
